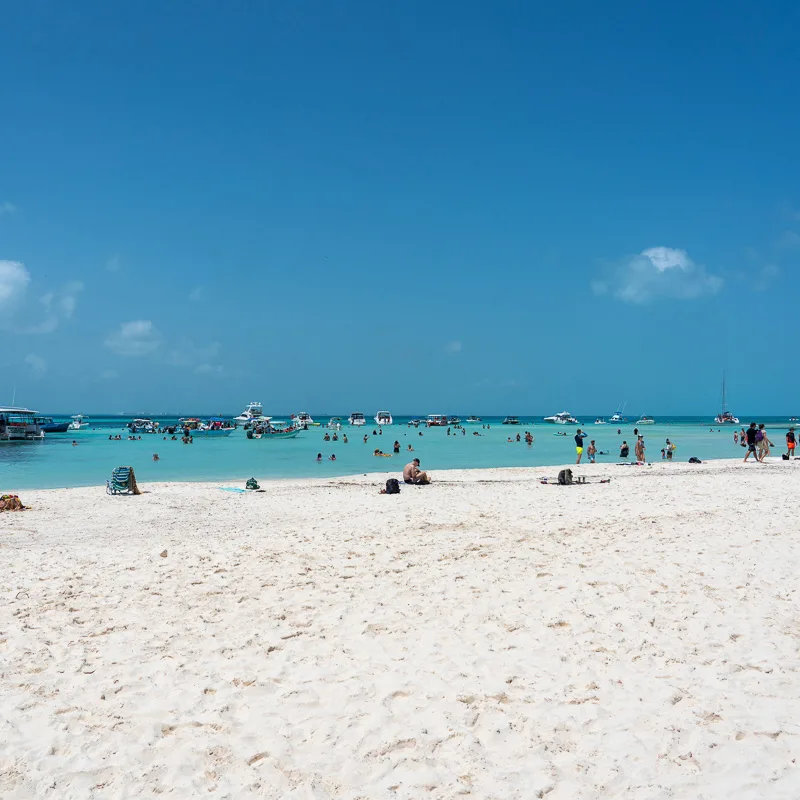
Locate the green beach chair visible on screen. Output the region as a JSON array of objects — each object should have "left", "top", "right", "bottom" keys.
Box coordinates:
[{"left": 106, "top": 466, "right": 140, "bottom": 495}]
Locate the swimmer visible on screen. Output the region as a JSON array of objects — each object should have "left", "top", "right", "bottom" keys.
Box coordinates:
[
  {"left": 329, "top": 454, "right": 336, "bottom": 461},
  {"left": 153, "top": 453, "right": 160, "bottom": 462},
  {"left": 316, "top": 453, "right": 322, "bottom": 462}
]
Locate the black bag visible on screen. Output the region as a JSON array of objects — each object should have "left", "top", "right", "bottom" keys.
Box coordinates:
[
  {"left": 688, "top": 457, "right": 702, "bottom": 464},
  {"left": 557, "top": 468, "right": 573, "bottom": 485},
  {"left": 783, "top": 454, "right": 790, "bottom": 461},
  {"left": 385, "top": 478, "right": 401, "bottom": 494},
  {"left": 246, "top": 477, "right": 260, "bottom": 490}
]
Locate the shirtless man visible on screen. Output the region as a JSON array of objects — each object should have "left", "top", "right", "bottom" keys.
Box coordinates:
[{"left": 403, "top": 458, "right": 430, "bottom": 485}]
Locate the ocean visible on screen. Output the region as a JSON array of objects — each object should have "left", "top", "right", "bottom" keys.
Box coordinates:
[{"left": 0, "top": 414, "right": 792, "bottom": 490}]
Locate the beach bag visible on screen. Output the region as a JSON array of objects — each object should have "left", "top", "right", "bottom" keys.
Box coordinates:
[
  {"left": 385, "top": 478, "right": 401, "bottom": 494},
  {"left": 688, "top": 457, "right": 702, "bottom": 464},
  {"left": 245, "top": 477, "right": 260, "bottom": 490},
  {"left": 557, "top": 468, "right": 573, "bottom": 485}
]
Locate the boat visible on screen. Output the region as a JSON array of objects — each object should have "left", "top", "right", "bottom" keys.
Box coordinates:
[
  {"left": 178, "top": 417, "right": 235, "bottom": 437},
  {"left": 466, "top": 416, "right": 482, "bottom": 424},
  {"left": 447, "top": 416, "right": 461, "bottom": 426},
  {"left": 408, "top": 418, "right": 422, "bottom": 427},
  {"left": 0, "top": 407, "right": 45, "bottom": 441},
  {"left": 375, "top": 411, "right": 393, "bottom": 426},
  {"left": 635, "top": 416, "right": 655, "bottom": 425},
  {"left": 594, "top": 418, "right": 608, "bottom": 425},
  {"left": 37, "top": 417, "right": 70, "bottom": 433},
  {"left": 234, "top": 401, "right": 270, "bottom": 427},
  {"left": 327, "top": 417, "right": 343, "bottom": 430},
  {"left": 294, "top": 412, "right": 319, "bottom": 428},
  {"left": 543, "top": 411, "right": 580, "bottom": 425},
  {"left": 128, "top": 418, "right": 159, "bottom": 434},
  {"left": 426, "top": 414, "right": 449, "bottom": 427},
  {"left": 609, "top": 402, "right": 628, "bottom": 424},
  {"left": 68, "top": 414, "right": 90, "bottom": 430},
  {"left": 502, "top": 416, "right": 521, "bottom": 425},
  {"left": 348, "top": 412, "right": 366, "bottom": 426},
  {"left": 714, "top": 374, "right": 740, "bottom": 425},
  {"left": 246, "top": 420, "right": 301, "bottom": 440}
]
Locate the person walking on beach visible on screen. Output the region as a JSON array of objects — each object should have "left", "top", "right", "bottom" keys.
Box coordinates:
[
  {"left": 786, "top": 427, "right": 797, "bottom": 459},
  {"left": 744, "top": 423, "right": 759, "bottom": 462},
  {"left": 575, "top": 429, "right": 586, "bottom": 464},
  {"left": 756, "top": 424, "right": 773, "bottom": 462}
]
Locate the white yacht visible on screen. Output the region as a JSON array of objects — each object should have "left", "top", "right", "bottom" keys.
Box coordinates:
[
  {"left": 466, "top": 416, "right": 482, "bottom": 424},
  {"left": 594, "top": 418, "right": 608, "bottom": 425},
  {"left": 234, "top": 401, "right": 270, "bottom": 426},
  {"left": 543, "top": 411, "right": 580, "bottom": 425},
  {"left": 635, "top": 416, "right": 655, "bottom": 425},
  {"left": 348, "top": 412, "right": 366, "bottom": 426},
  {"left": 374, "top": 411, "right": 393, "bottom": 426},
  {"left": 295, "top": 412, "right": 318, "bottom": 428},
  {"left": 68, "top": 414, "right": 90, "bottom": 430},
  {"left": 0, "top": 407, "right": 44, "bottom": 441}
]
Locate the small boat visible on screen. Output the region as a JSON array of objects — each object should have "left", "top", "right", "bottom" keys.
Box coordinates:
[
  {"left": 447, "top": 416, "right": 461, "bottom": 426},
  {"left": 128, "top": 418, "right": 159, "bottom": 434},
  {"left": 247, "top": 420, "right": 301, "bottom": 440},
  {"left": 68, "top": 414, "right": 90, "bottom": 430},
  {"left": 543, "top": 411, "right": 580, "bottom": 425},
  {"left": 375, "top": 411, "right": 393, "bottom": 426},
  {"left": 37, "top": 417, "right": 70, "bottom": 433},
  {"left": 294, "top": 412, "right": 319, "bottom": 428},
  {"left": 426, "top": 414, "right": 449, "bottom": 427},
  {"left": 714, "top": 373, "right": 739, "bottom": 425},
  {"left": 791, "top": 417, "right": 800, "bottom": 423},
  {"left": 466, "top": 416, "right": 482, "bottom": 424},
  {"left": 408, "top": 418, "right": 422, "bottom": 427},
  {"left": 327, "top": 417, "right": 343, "bottom": 430},
  {"left": 609, "top": 402, "right": 628, "bottom": 424},
  {"left": 234, "top": 401, "right": 270, "bottom": 427},
  {"left": 348, "top": 412, "right": 366, "bottom": 426},
  {"left": 635, "top": 416, "right": 655, "bottom": 425},
  {"left": 502, "top": 416, "right": 521, "bottom": 425},
  {"left": 179, "top": 417, "right": 235, "bottom": 437},
  {"left": 594, "top": 418, "right": 608, "bottom": 425},
  {"left": 0, "top": 407, "right": 45, "bottom": 441}
]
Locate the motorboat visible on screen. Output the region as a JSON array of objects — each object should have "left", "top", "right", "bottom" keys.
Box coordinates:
[
  {"left": 714, "top": 373, "right": 739, "bottom": 425},
  {"left": 327, "top": 417, "right": 343, "bottom": 430},
  {"left": 408, "top": 418, "right": 422, "bottom": 427},
  {"left": 128, "top": 418, "right": 159, "bottom": 434},
  {"left": 375, "top": 411, "right": 393, "bottom": 426},
  {"left": 466, "top": 416, "right": 482, "bottom": 424},
  {"left": 246, "top": 420, "right": 301, "bottom": 440},
  {"left": 178, "top": 417, "right": 235, "bottom": 437},
  {"left": 502, "top": 416, "right": 521, "bottom": 425},
  {"left": 594, "top": 418, "right": 608, "bottom": 425},
  {"left": 68, "top": 414, "right": 90, "bottom": 430},
  {"left": 635, "top": 416, "right": 655, "bottom": 425},
  {"left": 234, "top": 401, "right": 270, "bottom": 427},
  {"left": 426, "top": 414, "right": 449, "bottom": 427},
  {"left": 543, "top": 411, "right": 580, "bottom": 425},
  {"left": 37, "top": 417, "right": 70, "bottom": 433},
  {"left": 447, "top": 416, "right": 461, "bottom": 426},
  {"left": 349, "top": 412, "right": 366, "bottom": 426},
  {"left": 0, "top": 407, "right": 44, "bottom": 441},
  {"left": 294, "top": 412, "right": 319, "bottom": 428},
  {"left": 609, "top": 402, "right": 628, "bottom": 424}
]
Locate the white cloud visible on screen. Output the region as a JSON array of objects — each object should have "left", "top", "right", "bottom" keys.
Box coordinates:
[
  {"left": 105, "top": 320, "right": 162, "bottom": 357},
  {"left": 19, "top": 281, "right": 84, "bottom": 334},
  {"left": 106, "top": 254, "right": 122, "bottom": 272},
  {"left": 0, "top": 201, "right": 16, "bottom": 216},
  {"left": 594, "top": 247, "right": 723, "bottom": 304},
  {"left": 24, "top": 353, "right": 47, "bottom": 375},
  {"left": 0, "top": 260, "right": 31, "bottom": 309},
  {"left": 444, "top": 340, "right": 463, "bottom": 354}
]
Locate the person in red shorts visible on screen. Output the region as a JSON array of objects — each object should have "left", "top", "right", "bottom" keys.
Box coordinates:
[{"left": 787, "top": 428, "right": 797, "bottom": 459}]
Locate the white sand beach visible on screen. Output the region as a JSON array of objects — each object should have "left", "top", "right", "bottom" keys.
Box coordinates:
[{"left": 2, "top": 459, "right": 800, "bottom": 799}]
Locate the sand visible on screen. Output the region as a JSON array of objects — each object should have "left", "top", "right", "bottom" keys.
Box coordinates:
[{"left": 2, "top": 459, "right": 800, "bottom": 799}]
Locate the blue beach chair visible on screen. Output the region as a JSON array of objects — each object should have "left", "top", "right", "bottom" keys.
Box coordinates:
[{"left": 106, "top": 466, "right": 140, "bottom": 495}]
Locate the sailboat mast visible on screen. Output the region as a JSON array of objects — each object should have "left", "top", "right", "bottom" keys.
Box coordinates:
[{"left": 722, "top": 372, "right": 726, "bottom": 413}]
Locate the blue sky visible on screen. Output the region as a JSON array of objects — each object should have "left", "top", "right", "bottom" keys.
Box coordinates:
[{"left": 1, "top": 1, "right": 799, "bottom": 415}]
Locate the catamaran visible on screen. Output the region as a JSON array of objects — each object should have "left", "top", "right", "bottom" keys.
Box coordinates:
[
  {"left": 0, "top": 407, "right": 44, "bottom": 441},
  {"left": 374, "top": 411, "right": 393, "bottom": 426},
  {"left": 714, "top": 373, "right": 739, "bottom": 425}
]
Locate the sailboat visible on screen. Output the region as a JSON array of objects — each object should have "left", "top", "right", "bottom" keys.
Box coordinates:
[{"left": 714, "top": 373, "right": 739, "bottom": 425}]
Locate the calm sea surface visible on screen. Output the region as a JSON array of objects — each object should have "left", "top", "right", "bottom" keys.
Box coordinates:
[{"left": 1, "top": 414, "right": 794, "bottom": 490}]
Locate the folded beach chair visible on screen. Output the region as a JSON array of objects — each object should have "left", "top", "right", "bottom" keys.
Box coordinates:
[{"left": 106, "top": 466, "right": 141, "bottom": 495}]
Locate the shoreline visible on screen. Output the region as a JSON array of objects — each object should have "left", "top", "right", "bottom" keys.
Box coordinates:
[{"left": 4, "top": 455, "right": 793, "bottom": 496}]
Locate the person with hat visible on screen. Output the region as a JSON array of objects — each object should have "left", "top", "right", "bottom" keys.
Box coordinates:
[{"left": 403, "top": 457, "right": 430, "bottom": 485}]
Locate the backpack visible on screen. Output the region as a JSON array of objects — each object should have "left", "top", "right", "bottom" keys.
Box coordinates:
[
  {"left": 755, "top": 430, "right": 764, "bottom": 442},
  {"left": 688, "top": 457, "right": 702, "bottom": 464},
  {"left": 245, "top": 477, "right": 260, "bottom": 490},
  {"left": 557, "top": 468, "right": 573, "bottom": 485},
  {"left": 385, "top": 478, "right": 401, "bottom": 494}
]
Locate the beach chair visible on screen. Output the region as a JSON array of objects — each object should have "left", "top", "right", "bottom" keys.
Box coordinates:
[{"left": 106, "top": 466, "right": 141, "bottom": 495}]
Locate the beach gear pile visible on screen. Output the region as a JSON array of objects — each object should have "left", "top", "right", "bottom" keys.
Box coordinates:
[
  {"left": 246, "top": 477, "right": 260, "bottom": 490},
  {"left": 0, "top": 494, "right": 26, "bottom": 512}
]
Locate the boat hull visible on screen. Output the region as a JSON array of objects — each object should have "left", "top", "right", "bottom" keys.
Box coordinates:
[
  {"left": 42, "top": 422, "right": 70, "bottom": 433},
  {"left": 190, "top": 429, "right": 235, "bottom": 437},
  {"left": 248, "top": 430, "right": 300, "bottom": 440}
]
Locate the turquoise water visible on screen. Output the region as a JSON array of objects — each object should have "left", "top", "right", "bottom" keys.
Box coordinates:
[{"left": 0, "top": 414, "right": 792, "bottom": 490}]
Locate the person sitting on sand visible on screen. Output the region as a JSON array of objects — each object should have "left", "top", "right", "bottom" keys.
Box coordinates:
[{"left": 403, "top": 458, "right": 430, "bottom": 485}]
